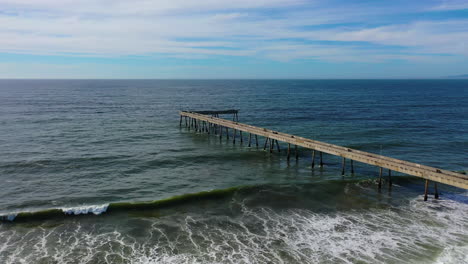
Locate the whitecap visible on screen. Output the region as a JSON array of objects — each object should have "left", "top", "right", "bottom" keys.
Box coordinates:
[{"left": 61, "top": 204, "right": 109, "bottom": 215}]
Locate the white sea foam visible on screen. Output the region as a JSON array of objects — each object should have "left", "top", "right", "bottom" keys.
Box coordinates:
[
  {"left": 61, "top": 204, "right": 109, "bottom": 215},
  {"left": 0, "top": 195, "right": 467, "bottom": 264},
  {"left": 435, "top": 245, "right": 468, "bottom": 264}
]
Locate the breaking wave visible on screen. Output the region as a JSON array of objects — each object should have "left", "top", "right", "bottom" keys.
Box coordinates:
[
  {"left": 0, "top": 186, "right": 242, "bottom": 222},
  {"left": 0, "top": 193, "right": 467, "bottom": 264}
]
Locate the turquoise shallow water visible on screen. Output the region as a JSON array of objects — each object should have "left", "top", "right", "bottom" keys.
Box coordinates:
[{"left": 0, "top": 80, "right": 467, "bottom": 263}]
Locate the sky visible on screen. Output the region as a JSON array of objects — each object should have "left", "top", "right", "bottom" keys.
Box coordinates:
[{"left": 0, "top": 0, "right": 467, "bottom": 79}]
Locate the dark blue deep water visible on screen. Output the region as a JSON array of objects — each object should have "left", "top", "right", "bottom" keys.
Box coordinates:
[{"left": 0, "top": 80, "right": 467, "bottom": 263}]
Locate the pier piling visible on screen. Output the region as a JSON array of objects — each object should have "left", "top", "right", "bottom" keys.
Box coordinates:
[
  {"left": 342, "top": 158, "right": 346, "bottom": 175},
  {"left": 378, "top": 168, "right": 383, "bottom": 190},
  {"left": 424, "top": 180, "right": 429, "bottom": 201},
  {"left": 388, "top": 170, "right": 392, "bottom": 191},
  {"left": 219, "top": 125, "right": 223, "bottom": 141},
  {"left": 312, "top": 150, "right": 316, "bottom": 168},
  {"left": 320, "top": 152, "right": 323, "bottom": 167}
]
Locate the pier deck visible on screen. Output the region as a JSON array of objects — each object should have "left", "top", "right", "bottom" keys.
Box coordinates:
[{"left": 180, "top": 111, "right": 468, "bottom": 191}]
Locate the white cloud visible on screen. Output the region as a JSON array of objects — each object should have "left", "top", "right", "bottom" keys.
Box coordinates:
[
  {"left": 298, "top": 20, "right": 468, "bottom": 55},
  {"left": 430, "top": 0, "right": 468, "bottom": 10},
  {"left": 0, "top": 0, "right": 466, "bottom": 63},
  {"left": 0, "top": 0, "right": 305, "bottom": 15}
]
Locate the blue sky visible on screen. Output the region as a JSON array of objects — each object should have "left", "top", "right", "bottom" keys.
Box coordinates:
[{"left": 0, "top": 0, "right": 467, "bottom": 79}]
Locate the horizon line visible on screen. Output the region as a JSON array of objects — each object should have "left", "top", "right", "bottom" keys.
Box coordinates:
[{"left": 1, "top": 77, "right": 467, "bottom": 81}]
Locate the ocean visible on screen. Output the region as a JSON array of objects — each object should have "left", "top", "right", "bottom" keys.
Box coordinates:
[{"left": 0, "top": 79, "right": 467, "bottom": 263}]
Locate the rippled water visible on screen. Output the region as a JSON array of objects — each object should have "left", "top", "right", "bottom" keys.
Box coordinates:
[{"left": 0, "top": 80, "right": 467, "bottom": 263}]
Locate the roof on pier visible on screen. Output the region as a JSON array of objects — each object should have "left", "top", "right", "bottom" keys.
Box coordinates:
[{"left": 186, "top": 110, "right": 238, "bottom": 115}]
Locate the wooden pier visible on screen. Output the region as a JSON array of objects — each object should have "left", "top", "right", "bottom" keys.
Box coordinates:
[{"left": 179, "top": 110, "right": 468, "bottom": 198}]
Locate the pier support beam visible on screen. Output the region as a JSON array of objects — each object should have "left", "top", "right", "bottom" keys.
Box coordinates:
[
  {"left": 287, "top": 143, "right": 291, "bottom": 162},
  {"left": 434, "top": 182, "right": 439, "bottom": 199},
  {"left": 341, "top": 158, "right": 346, "bottom": 175},
  {"left": 263, "top": 138, "right": 269, "bottom": 150},
  {"left": 388, "top": 169, "right": 392, "bottom": 191},
  {"left": 219, "top": 125, "right": 223, "bottom": 141},
  {"left": 295, "top": 145, "right": 298, "bottom": 160},
  {"left": 240, "top": 131, "right": 243, "bottom": 144},
  {"left": 312, "top": 150, "right": 316, "bottom": 168},
  {"left": 248, "top": 133, "right": 252, "bottom": 147},
  {"left": 378, "top": 168, "right": 383, "bottom": 190},
  {"left": 233, "top": 129, "right": 236, "bottom": 144},
  {"left": 255, "top": 135, "right": 259, "bottom": 148},
  {"left": 320, "top": 152, "right": 323, "bottom": 167},
  {"left": 276, "top": 140, "right": 280, "bottom": 152},
  {"left": 424, "top": 180, "right": 429, "bottom": 201},
  {"left": 351, "top": 160, "right": 354, "bottom": 174}
]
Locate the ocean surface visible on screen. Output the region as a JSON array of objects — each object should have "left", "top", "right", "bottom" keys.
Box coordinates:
[{"left": 0, "top": 79, "right": 467, "bottom": 264}]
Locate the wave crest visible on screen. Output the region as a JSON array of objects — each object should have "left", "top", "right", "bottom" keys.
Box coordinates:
[{"left": 61, "top": 204, "right": 109, "bottom": 215}]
